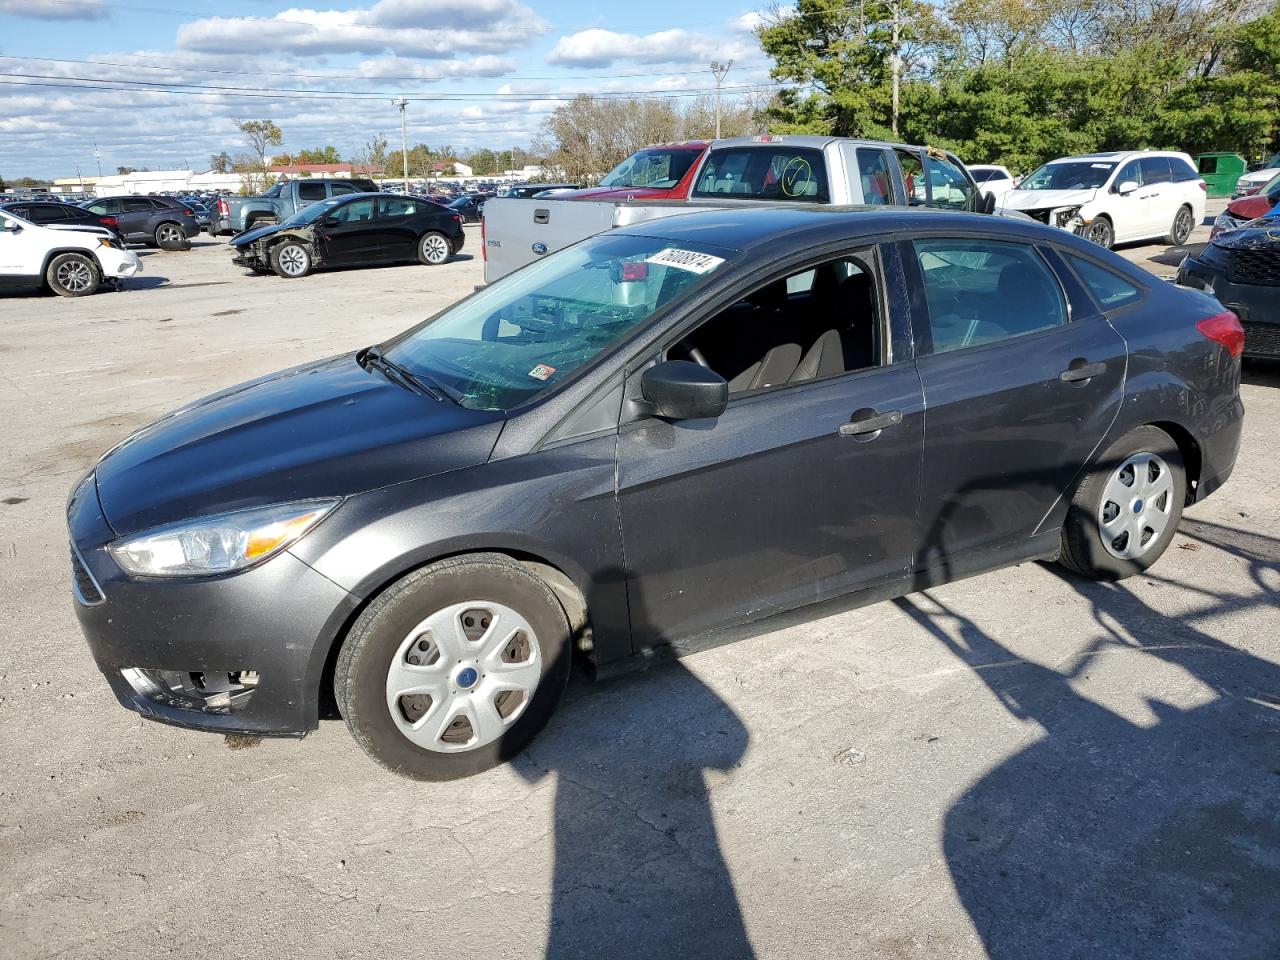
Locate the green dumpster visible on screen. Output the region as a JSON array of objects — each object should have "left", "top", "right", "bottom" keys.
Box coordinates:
[{"left": 1196, "top": 153, "right": 1247, "bottom": 198}]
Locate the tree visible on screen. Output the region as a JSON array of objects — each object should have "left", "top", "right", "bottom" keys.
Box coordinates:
[
  {"left": 297, "top": 145, "right": 342, "bottom": 164},
  {"left": 234, "top": 119, "right": 283, "bottom": 191},
  {"left": 366, "top": 133, "right": 388, "bottom": 179},
  {"left": 209, "top": 152, "right": 232, "bottom": 174},
  {"left": 537, "top": 96, "right": 681, "bottom": 184},
  {"left": 116, "top": 166, "right": 136, "bottom": 175}
]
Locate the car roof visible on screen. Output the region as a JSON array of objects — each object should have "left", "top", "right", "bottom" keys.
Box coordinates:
[
  {"left": 1049, "top": 150, "right": 1188, "bottom": 163},
  {"left": 611, "top": 204, "right": 1080, "bottom": 256}
]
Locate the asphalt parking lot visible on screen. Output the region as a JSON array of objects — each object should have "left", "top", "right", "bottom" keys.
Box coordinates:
[{"left": 2, "top": 206, "right": 1277, "bottom": 960}]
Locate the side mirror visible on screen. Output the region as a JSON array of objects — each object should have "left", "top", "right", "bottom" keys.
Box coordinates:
[
  {"left": 640, "top": 360, "right": 728, "bottom": 421},
  {"left": 0, "top": 221, "right": 21, "bottom": 234},
  {"left": 1116, "top": 180, "right": 1139, "bottom": 196},
  {"left": 978, "top": 190, "right": 997, "bottom": 214}
]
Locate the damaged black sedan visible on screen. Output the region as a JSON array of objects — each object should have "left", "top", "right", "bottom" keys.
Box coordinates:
[{"left": 231, "top": 192, "right": 465, "bottom": 278}]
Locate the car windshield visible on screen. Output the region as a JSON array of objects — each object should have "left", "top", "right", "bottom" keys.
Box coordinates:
[
  {"left": 448, "top": 196, "right": 470, "bottom": 207},
  {"left": 599, "top": 149, "right": 701, "bottom": 189},
  {"left": 969, "top": 168, "right": 1005, "bottom": 183},
  {"left": 384, "top": 233, "right": 734, "bottom": 411},
  {"left": 1021, "top": 161, "right": 1115, "bottom": 190},
  {"left": 279, "top": 197, "right": 345, "bottom": 227}
]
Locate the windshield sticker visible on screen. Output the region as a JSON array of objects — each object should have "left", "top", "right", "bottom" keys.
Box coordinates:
[
  {"left": 646, "top": 248, "right": 725, "bottom": 274},
  {"left": 528, "top": 363, "right": 556, "bottom": 381},
  {"left": 1091, "top": 164, "right": 1112, "bottom": 169}
]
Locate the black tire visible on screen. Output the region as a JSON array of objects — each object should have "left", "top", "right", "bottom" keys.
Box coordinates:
[
  {"left": 270, "top": 241, "right": 313, "bottom": 278},
  {"left": 45, "top": 252, "right": 100, "bottom": 297},
  {"left": 418, "top": 231, "right": 451, "bottom": 265},
  {"left": 1084, "top": 216, "right": 1114, "bottom": 249},
  {"left": 1058, "top": 425, "right": 1186, "bottom": 581},
  {"left": 154, "top": 221, "right": 188, "bottom": 250},
  {"left": 334, "top": 554, "right": 573, "bottom": 780},
  {"left": 1166, "top": 204, "right": 1194, "bottom": 246}
]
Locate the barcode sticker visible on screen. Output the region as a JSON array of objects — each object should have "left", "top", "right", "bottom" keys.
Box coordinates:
[{"left": 646, "top": 248, "right": 725, "bottom": 275}]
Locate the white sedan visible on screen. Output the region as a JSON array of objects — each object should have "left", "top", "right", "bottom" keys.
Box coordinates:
[
  {"left": 0, "top": 208, "right": 141, "bottom": 297},
  {"left": 968, "top": 164, "right": 1018, "bottom": 202}
]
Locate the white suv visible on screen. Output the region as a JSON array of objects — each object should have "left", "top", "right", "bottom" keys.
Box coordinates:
[
  {"left": 0, "top": 208, "right": 142, "bottom": 297},
  {"left": 999, "top": 151, "right": 1206, "bottom": 249}
]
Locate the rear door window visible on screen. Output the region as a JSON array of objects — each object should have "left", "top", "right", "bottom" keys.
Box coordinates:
[
  {"left": 329, "top": 182, "right": 360, "bottom": 196},
  {"left": 1170, "top": 157, "right": 1199, "bottom": 182},
  {"left": 692, "top": 146, "right": 828, "bottom": 202},
  {"left": 856, "top": 148, "right": 894, "bottom": 205},
  {"left": 913, "top": 239, "right": 1068, "bottom": 354},
  {"left": 297, "top": 181, "right": 327, "bottom": 202},
  {"left": 379, "top": 197, "right": 417, "bottom": 218},
  {"left": 123, "top": 198, "right": 153, "bottom": 213}
]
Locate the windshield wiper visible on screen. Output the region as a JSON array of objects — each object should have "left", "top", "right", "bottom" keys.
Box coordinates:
[{"left": 359, "top": 346, "right": 444, "bottom": 401}]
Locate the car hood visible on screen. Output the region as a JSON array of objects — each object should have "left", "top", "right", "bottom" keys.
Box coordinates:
[
  {"left": 1211, "top": 223, "right": 1280, "bottom": 253},
  {"left": 46, "top": 224, "right": 112, "bottom": 237},
  {"left": 1000, "top": 188, "right": 1098, "bottom": 210},
  {"left": 1239, "top": 168, "right": 1278, "bottom": 185},
  {"left": 1227, "top": 195, "right": 1274, "bottom": 219},
  {"left": 94, "top": 353, "right": 505, "bottom": 536},
  {"left": 548, "top": 186, "right": 681, "bottom": 201},
  {"left": 232, "top": 222, "right": 294, "bottom": 246}
]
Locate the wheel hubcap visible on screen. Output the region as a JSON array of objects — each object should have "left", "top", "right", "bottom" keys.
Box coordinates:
[
  {"left": 1097, "top": 452, "right": 1173, "bottom": 560},
  {"left": 159, "top": 226, "right": 178, "bottom": 243},
  {"left": 386, "top": 600, "right": 541, "bottom": 753},
  {"left": 1176, "top": 210, "right": 1191, "bottom": 240},
  {"left": 56, "top": 261, "right": 92, "bottom": 291},
  {"left": 279, "top": 246, "right": 307, "bottom": 275},
  {"left": 423, "top": 235, "right": 448, "bottom": 263}
]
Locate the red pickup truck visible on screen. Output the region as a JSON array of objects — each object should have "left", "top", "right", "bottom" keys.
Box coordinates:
[{"left": 551, "top": 141, "right": 709, "bottom": 202}]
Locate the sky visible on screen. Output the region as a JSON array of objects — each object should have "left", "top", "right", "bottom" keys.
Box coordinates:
[{"left": 0, "top": 0, "right": 777, "bottom": 178}]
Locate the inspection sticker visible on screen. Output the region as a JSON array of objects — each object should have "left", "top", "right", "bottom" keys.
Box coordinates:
[
  {"left": 646, "top": 248, "right": 725, "bottom": 275},
  {"left": 528, "top": 363, "right": 556, "bottom": 381}
]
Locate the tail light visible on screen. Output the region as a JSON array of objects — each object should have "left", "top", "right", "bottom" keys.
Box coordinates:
[
  {"left": 451, "top": 214, "right": 462, "bottom": 222},
  {"left": 100, "top": 216, "right": 118, "bottom": 226},
  {"left": 1196, "top": 310, "right": 1245, "bottom": 358},
  {"left": 1197, "top": 180, "right": 1207, "bottom": 192},
  {"left": 183, "top": 208, "right": 194, "bottom": 216},
  {"left": 217, "top": 199, "right": 229, "bottom": 215}
]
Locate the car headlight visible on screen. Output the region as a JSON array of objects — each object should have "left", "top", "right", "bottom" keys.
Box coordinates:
[
  {"left": 1213, "top": 211, "right": 1242, "bottom": 230},
  {"left": 1055, "top": 206, "right": 1083, "bottom": 228},
  {"left": 108, "top": 500, "right": 339, "bottom": 578}
]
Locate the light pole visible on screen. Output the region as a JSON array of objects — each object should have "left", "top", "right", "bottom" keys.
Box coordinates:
[
  {"left": 710, "top": 60, "right": 732, "bottom": 139},
  {"left": 93, "top": 142, "right": 102, "bottom": 177},
  {"left": 393, "top": 97, "right": 409, "bottom": 188}
]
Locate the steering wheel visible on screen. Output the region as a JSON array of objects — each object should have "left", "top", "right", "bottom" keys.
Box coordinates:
[{"left": 677, "top": 337, "right": 709, "bottom": 367}]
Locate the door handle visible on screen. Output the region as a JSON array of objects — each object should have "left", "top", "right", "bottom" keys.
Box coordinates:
[
  {"left": 1059, "top": 360, "right": 1107, "bottom": 383},
  {"left": 839, "top": 408, "right": 903, "bottom": 437}
]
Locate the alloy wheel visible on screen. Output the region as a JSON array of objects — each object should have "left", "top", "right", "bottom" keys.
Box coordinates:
[
  {"left": 55, "top": 259, "right": 94, "bottom": 293},
  {"left": 1172, "top": 207, "right": 1194, "bottom": 245},
  {"left": 157, "top": 224, "right": 181, "bottom": 245},
  {"left": 385, "top": 600, "right": 541, "bottom": 753},
  {"left": 1097, "top": 452, "right": 1174, "bottom": 560},
  {"left": 421, "top": 233, "right": 450, "bottom": 264},
  {"left": 277, "top": 244, "right": 309, "bottom": 276},
  {"left": 1085, "top": 219, "right": 1113, "bottom": 248}
]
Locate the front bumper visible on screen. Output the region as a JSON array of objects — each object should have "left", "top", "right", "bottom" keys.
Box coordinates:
[
  {"left": 100, "top": 249, "right": 143, "bottom": 279},
  {"left": 67, "top": 474, "right": 359, "bottom": 736},
  {"left": 1177, "top": 254, "right": 1280, "bottom": 357}
]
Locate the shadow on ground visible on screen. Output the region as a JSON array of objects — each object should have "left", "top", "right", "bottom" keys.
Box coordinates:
[{"left": 896, "top": 517, "right": 1280, "bottom": 959}]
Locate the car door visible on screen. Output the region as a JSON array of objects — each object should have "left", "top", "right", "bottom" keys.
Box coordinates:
[
  {"left": 1138, "top": 156, "right": 1176, "bottom": 238},
  {"left": 84, "top": 197, "right": 122, "bottom": 229},
  {"left": 615, "top": 247, "right": 925, "bottom": 650},
  {"left": 316, "top": 197, "right": 381, "bottom": 265},
  {"left": 117, "top": 198, "right": 155, "bottom": 240},
  {"left": 900, "top": 234, "right": 1126, "bottom": 576},
  {"left": 1108, "top": 160, "right": 1151, "bottom": 241},
  {"left": 0, "top": 211, "right": 49, "bottom": 277},
  {"left": 374, "top": 196, "right": 420, "bottom": 261}
]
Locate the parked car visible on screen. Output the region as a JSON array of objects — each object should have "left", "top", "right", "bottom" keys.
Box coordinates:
[
  {"left": 230, "top": 193, "right": 464, "bottom": 278},
  {"left": 179, "top": 198, "right": 213, "bottom": 232},
  {"left": 1000, "top": 151, "right": 1206, "bottom": 248},
  {"left": 447, "top": 193, "right": 491, "bottom": 223},
  {"left": 1210, "top": 170, "right": 1280, "bottom": 238},
  {"left": 0, "top": 199, "right": 124, "bottom": 244},
  {"left": 1232, "top": 152, "right": 1280, "bottom": 198},
  {"left": 80, "top": 196, "right": 200, "bottom": 249},
  {"left": 69, "top": 206, "right": 1242, "bottom": 779},
  {"left": 482, "top": 135, "right": 992, "bottom": 282},
  {"left": 968, "top": 164, "right": 1017, "bottom": 202},
  {"left": 0, "top": 207, "right": 141, "bottom": 296},
  {"left": 213, "top": 178, "right": 378, "bottom": 235},
  {"left": 551, "top": 142, "right": 709, "bottom": 202},
  {"left": 1177, "top": 211, "right": 1280, "bottom": 357}
]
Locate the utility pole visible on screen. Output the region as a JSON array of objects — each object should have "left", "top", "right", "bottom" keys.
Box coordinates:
[
  {"left": 890, "top": 0, "right": 901, "bottom": 139},
  {"left": 93, "top": 143, "right": 102, "bottom": 177},
  {"left": 393, "top": 97, "right": 409, "bottom": 188},
  {"left": 710, "top": 60, "right": 732, "bottom": 139}
]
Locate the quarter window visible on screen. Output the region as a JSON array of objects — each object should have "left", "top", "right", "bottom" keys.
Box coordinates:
[
  {"left": 914, "top": 239, "right": 1067, "bottom": 354},
  {"left": 1065, "top": 255, "right": 1144, "bottom": 308}
]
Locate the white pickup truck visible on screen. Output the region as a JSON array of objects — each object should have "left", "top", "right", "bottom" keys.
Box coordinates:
[{"left": 482, "top": 135, "right": 990, "bottom": 282}]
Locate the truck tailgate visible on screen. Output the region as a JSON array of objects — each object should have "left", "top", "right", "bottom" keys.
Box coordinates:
[{"left": 482, "top": 198, "right": 617, "bottom": 283}]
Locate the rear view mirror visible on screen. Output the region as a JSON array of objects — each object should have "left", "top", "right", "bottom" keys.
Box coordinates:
[
  {"left": 1116, "top": 180, "right": 1139, "bottom": 195},
  {"left": 641, "top": 361, "right": 728, "bottom": 421}
]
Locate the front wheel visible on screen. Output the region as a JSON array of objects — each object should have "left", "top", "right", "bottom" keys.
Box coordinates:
[
  {"left": 154, "top": 221, "right": 188, "bottom": 250},
  {"left": 46, "top": 253, "right": 99, "bottom": 297},
  {"left": 418, "top": 231, "right": 451, "bottom": 265},
  {"left": 1167, "top": 205, "right": 1194, "bottom": 246},
  {"left": 1083, "top": 216, "right": 1114, "bottom": 249},
  {"left": 1058, "top": 425, "right": 1185, "bottom": 581},
  {"left": 334, "top": 554, "right": 572, "bottom": 780},
  {"left": 270, "top": 241, "right": 313, "bottom": 278}
]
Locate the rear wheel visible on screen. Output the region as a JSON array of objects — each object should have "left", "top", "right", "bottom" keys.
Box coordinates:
[
  {"left": 270, "top": 241, "right": 313, "bottom": 278},
  {"left": 154, "top": 221, "right": 188, "bottom": 250},
  {"left": 335, "top": 554, "right": 572, "bottom": 780},
  {"left": 1084, "top": 216, "right": 1114, "bottom": 249},
  {"left": 418, "top": 231, "right": 451, "bottom": 265},
  {"left": 1059, "top": 425, "right": 1185, "bottom": 581},
  {"left": 45, "top": 253, "right": 99, "bottom": 297},
  {"left": 1167, "top": 204, "right": 1194, "bottom": 245}
]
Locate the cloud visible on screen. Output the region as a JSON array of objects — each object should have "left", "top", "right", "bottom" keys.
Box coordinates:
[
  {"left": 547, "top": 27, "right": 755, "bottom": 69},
  {"left": 0, "top": 0, "right": 107, "bottom": 20},
  {"left": 176, "top": 0, "right": 548, "bottom": 59},
  {"left": 355, "top": 54, "right": 516, "bottom": 79}
]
